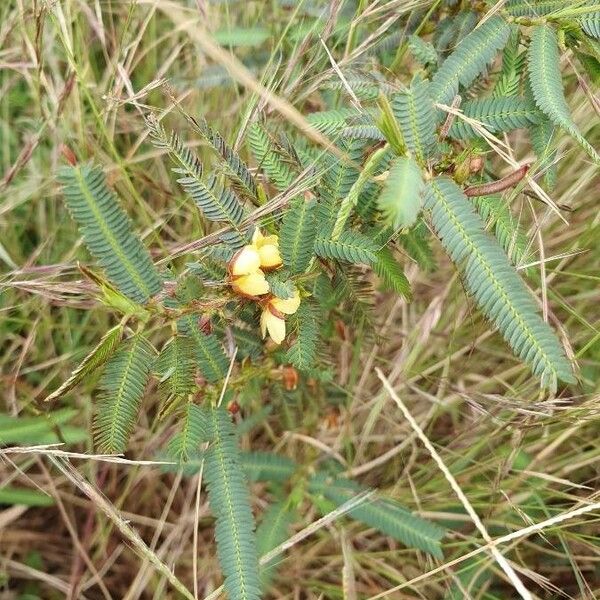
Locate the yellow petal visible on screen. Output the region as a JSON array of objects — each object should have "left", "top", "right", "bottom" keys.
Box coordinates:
[
  {"left": 261, "top": 309, "right": 286, "bottom": 344},
  {"left": 271, "top": 290, "right": 301, "bottom": 315},
  {"left": 231, "top": 246, "right": 261, "bottom": 276},
  {"left": 232, "top": 271, "right": 270, "bottom": 296},
  {"left": 252, "top": 228, "right": 279, "bottom": 249},
  {"left": 258, "top": 244, "right": 283, "bottom": 269},
  {"left": 252, "top": 228, "right": 264, "bottom": 246},
  {"left": 260, "top": 308, "right": 268, "bottom": 339},
  {"left": 261, "top": 234, "right": 279, "bottom": 247}
]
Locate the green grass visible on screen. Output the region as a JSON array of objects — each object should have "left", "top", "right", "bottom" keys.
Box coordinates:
[{"left": 1, "top": 1, "right": 600, "bottom": 599}]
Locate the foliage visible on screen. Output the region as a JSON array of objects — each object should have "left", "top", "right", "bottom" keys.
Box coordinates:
[
  {"left": 279, "top": 197, "right": 318, "bottom": 275},
  {"left": 203, "top": 406, "right": 261, "bottom": 600},
  {"left": 528, "top": 25, "right": 600, "bottom": 163},
  {"left": 377, "top": 157, "right": 424, "bottom": 229},
  {"left": 31, "top": 3, "right": 600, "bottom": 598},
  {"left": 447, "top": 96, "right": 542, "bottom": 140},
  {"left": 425, "top": 177, "right": 573, "bottom": 390},
  {"left": 308, "top": 474, "right": 445, "bottom": 558},
  {"left": 58, "top": 164, "right": 162, "bottom": 303},
  {"left": 94, "top": 335, "right": 155, "bottom": 453},
  {"left": 429, "top": 16, "right": 512, "bottom": 106}
]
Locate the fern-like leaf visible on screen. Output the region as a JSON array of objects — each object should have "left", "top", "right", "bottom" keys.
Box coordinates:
[
  {"left": 453, "top": 10, "right": 480, "bottom": 46},
  {"left": 398, "top": 221, "right": 436, "bottom": 272},
  {"left": 378, "top": 157, "right": 425, "bottom": 229},
  {"left": 154, "top": 336, "right": 196, "bottom": 398},
  {"left": 425, "top": 177, "right": 574, "bottom": 389},
  {"left": 248, "top": 123, "right": 297, "bottom": 191},
  {"left": 264, "top": 272, "right": 296, "bottom": 300},
  {"left": 374, "top": 247, "right": 412, "bottom": 299},
  {"left": 315, "top": 140, "right": 366, "bottom": 239},
  {"left": 230, "top": 325, "right": 263, "bottom": 360},
  {"left": 505, "top": 0, "right": 589, "bottom": 17},
  {"left": 45, "top": 323, "right": 123, "bottom": 402},
  {"left": 203, "top": 407, "right": 261, "bottom": 600},
  {"left": 528, "top": 25, "right": 600, "bottom": 163},
  {"left": 331, "top": 146, "right": 389, "bottom": 240},
  {"left": 148, "top": 118, "right": 245, "bottom": 225},
  {"left": 493, "top": 33, "right": 526, "bottom": 97},
  {"left": 186, "top": 115, "right": 258, "bottom": 202},
  {"left": 342, "top": 125, "right": 385, "bottom": 141},
  {"left": 94, "top": 335, "right": 154, "bottom": 453},
  {"left": 430, "top": 16, "right": 512, "bottom": 106},
  {"left": 285, "top": 302, "right": 319, "bottom": 370},
  {"left": 167, "top": 402, "right": 206, "bottom": 464},
  {"left": 576, "top": 50, "right": 600, "bottom": 87},
  {"left": 241, "top": 452, "right": 297, "bottom": 483},
  {"left": 256, "top": 501, "right": 296, "bottom": 584},
  {"left": 391, "top": 78, "right": 437, "bottom": 162},
  {"left": 177, "top": 316, "right": 229, "bottom": 383},
  {"left": 187, "top": 259, "right": 227, "bottom": 284},
  {"left": 408, "top": 35, "right": 438, "bottom": 68},
  {"left": 530, "top": 117, "right": 558, "bottom": 190},
  {"left": 185, "top": 174, "right": 245, "bottom": 225},
  {"left": 308, "top": 474, "right": 445, "bottom": 558},
  {"left": 280, "top": 198, "right": 318, "bottom": 275},
  {"left": 318, "top": 140, "right": 364, "bottom": 228},
  {"left": 448, "top": 96, "right": 542, "bottom": 140},
  {"left": 58, "top": 164, "right": 162, "bottom": 304},
  {"left": 306, "top": 108, "right": 361, "bottom": 137},
  {"left": 472, "top": 195, "right": 529, "bottom": 267},
  {"left": 448, "top": 96, "right": 543, "bottom": 140},
  {"left": 314, "top": 231, "right": 378, "bottom": 265},
  {"left": 580, "top": 12, "right": 600, "bottom": 40}
]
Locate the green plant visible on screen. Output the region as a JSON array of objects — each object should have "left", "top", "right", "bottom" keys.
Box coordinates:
[{"left": 42, "top": 2, "right": 600, "bottom": 597}]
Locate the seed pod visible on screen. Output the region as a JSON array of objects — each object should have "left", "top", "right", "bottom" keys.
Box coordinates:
[
  {"left": 282, "top": 366, "right": 299, "bottom": 391},
  {"left": 465, "top": 164, "right": 530, "bottom": 197}
]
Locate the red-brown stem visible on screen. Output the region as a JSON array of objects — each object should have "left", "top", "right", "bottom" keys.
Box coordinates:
[{"left": 464, "top": 164, "right": 530, "bottom": 197}]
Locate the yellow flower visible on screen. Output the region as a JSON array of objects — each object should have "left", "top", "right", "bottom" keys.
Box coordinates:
[
  {"left": 252, "top": 228, "right": 282, "bottom": 270},
  {"left": 232, "top": 271, "right": 270, "bottom": 296},
  {"left": 260, "top": 289, "right": 301, "bottom": 344},
  {"left": 271, "top": 291, "right": 301, "bottom": 315},
  {"left": 230, "top": 246, "right": 261, "bottom": 276},
  {"left": 230, "top": 246, "right": 269, "bottom": 297},
  {"left": 260, "top": 308, "right": 286, "bottom": 345}
]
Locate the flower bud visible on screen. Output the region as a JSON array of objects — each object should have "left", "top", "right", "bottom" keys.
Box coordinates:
[
  {"left": 282, "top": 366, "right": 299, "bottom": 391},
  {"left": 259, "top": 289, "right": 301, "bottom": 344}
]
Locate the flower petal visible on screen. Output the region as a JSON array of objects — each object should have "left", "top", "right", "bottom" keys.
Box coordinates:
[
  {"left": 232, "top": 271, "right": 270, "bottom": 296},
  {"left": 261, "top": 309, "right": 286, "bottom": 344},
  {"left": 260, "top": 309, "right": 268, "bottom": 338},
  {"left": 258, "top": 244, "right": 283, "bottom": 269},
  {"left": 231, "top": 246, "right": 261, "bottom": 276},
  {"left": 261, "top": 234, "right": 279, "bottom": 247},
  {"left": 253, "top": 228, "right": 279, "bottom": 249},
  {"left": 252, "top": 228, "right": 265, "bottom": 246},
  {"left": 271, "top": 290, "right": 301, "bottom": 314}
]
